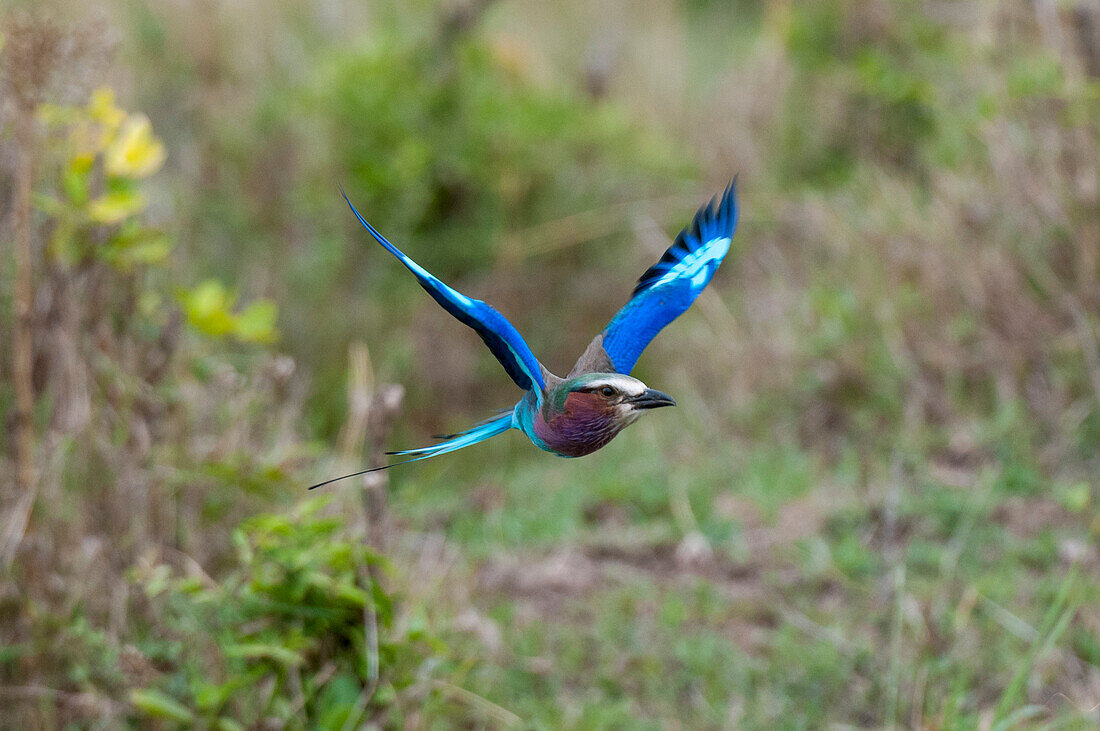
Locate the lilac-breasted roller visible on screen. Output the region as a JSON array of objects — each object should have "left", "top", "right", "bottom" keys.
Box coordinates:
[{"left": 310, "top": 180, "right": 737, "bottom": 489}]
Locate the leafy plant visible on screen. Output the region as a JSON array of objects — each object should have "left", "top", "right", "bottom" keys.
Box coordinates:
[
  {"left": 180, "top": 279, "right": 278, "bottom": 344},
  {"left": 37, "top": 87, "right": 277, "bottom": 341},
  {"left": 37, "top": 87, "right": 169, "bottom": 270},
  {"left": 131, "top": 498, "right": 446, "bottom": 727}
]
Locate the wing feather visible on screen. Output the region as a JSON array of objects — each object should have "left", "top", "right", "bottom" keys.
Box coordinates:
[
  {"left": 597, "top": 179, "right": 738, "bottom": 374},
  {"left": 342, "top": 189, "right": 546, "bottom": 394}
]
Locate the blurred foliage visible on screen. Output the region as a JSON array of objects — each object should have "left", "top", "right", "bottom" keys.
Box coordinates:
[
  {"left": 36, "top": 87, "right": 277, "bottom": 343},
  {"left": 1, "top": 42, "right": 303, "bottom": 725},
  {"left": 37, "top": 88, "right": 170, "bottom": 268},
  {"left": 305, "top": 33, "right": 679, "bottom": 275},
  {"left": 128, "top": 499, "right": 445, "bottom": 728},
  {"left": 180, "top": 279, "right": 278, "bottom": 344},
  {"left": 35, "top": 87, "right": 171, "bottom": 267}
]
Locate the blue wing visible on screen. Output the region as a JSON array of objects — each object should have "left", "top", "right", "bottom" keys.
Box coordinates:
[
  {"left": 600, "top": 179, "right": 738, "bottom": 374},
  {"left": 342, "top": 190, "right": 546, "bottom": 394}
]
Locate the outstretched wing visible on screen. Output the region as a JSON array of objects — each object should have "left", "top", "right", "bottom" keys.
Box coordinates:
[
  {"left": 342, "top": 189, "right": 546, "bottom": 394},
  {"left": 596, "top": 179, "right": 738, "bottom": 374}
]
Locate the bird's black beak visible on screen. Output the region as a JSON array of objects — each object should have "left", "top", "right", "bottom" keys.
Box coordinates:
[{"left": 629, "top": 388, "right": 677, "bottom": 409}]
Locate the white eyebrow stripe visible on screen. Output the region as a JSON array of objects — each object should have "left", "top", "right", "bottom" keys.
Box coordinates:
[{"left": 582, "top": 375, "right": 646, "bottom": 395}]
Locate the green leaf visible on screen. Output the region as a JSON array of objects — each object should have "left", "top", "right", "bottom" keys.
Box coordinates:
[
  {"left": 1057, "top": 482, "right": 1091, "bottom": 513},
  {"left": 318, "top": 702, "right": 361, "bottom": 731},
  {"left": 991, "top": 705, "right": 1047, "bottom": 731},
  {"left": 215, "top": 719, "right": 246, "bottom": 731},
  {"left": 126, "top": 235, "right": 173, "bottom": 263},
  {"left": 334, "top": 582, "right": 370, "bottom": 607},
  {"left": 223, "top": 642, "right": 305, "bottom": 666},
  {"left": 994, "top": 567, "right": 1080, "bottom": 722},
  {"left": 193, "top": 668, "right": 266, "bottom": 712},
  {"left": 234, "top": 299, "right": 279, "bottom": 343},
  {"left": 33, "top": 193, "right": 69, "bottom": 218},
  {"left": 105, "top": 232, "right": 174, "bottom": 270},
  {"left": 62, "top": 166, "right": 90, "bottom": 205},
  {"left": 192, "top": 681, "right": 229, "bottom": 712},
  {"left": 142, "top": 564, "right": 172, "bottom": 598},
  {"left": 1007, "top": 55, "right": 1064, "bottom": 98},
  {"left": 87, "top": 189, "right": 147, "bottom": 224},
  {"left": 181, "top": 280, "right": 237, "bottom": 338},
  {"left": 129, "top": 689, "right": 195, "bottom": 722},
  {"left": 0, "top": 642, "right": 32, "bottom": 664}
]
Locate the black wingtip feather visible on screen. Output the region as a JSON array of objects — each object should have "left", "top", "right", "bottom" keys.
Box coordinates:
[{"left": 631, "top": 177, "right": 739, "bottom": 297}]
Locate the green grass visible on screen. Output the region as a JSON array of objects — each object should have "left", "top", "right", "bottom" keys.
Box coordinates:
[{"left": 373, "top": 397, "right": 1099, "bottom": 727}]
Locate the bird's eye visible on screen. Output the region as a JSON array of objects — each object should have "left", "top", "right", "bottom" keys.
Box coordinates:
[{"left": 600, "top": 386, "right": 615, "bottom": 398}]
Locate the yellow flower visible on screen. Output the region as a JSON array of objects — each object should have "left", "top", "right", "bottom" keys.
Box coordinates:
[
  {"left": 105, "top": 114, "right": 166, "bottom": 179},
  {"left": 88, "top": 87, "right": 125, "bottom": 134}
]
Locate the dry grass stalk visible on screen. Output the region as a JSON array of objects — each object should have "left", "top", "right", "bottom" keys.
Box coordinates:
[
  {"left": 1, "top": 12, "right": 111, "bottom": 560},
  {"left": 11, "top": 106, "right": 35, "bottom": 501},
  {"left": 1, "top": 98, "right": 38, "bottom": 572},
  {"left": 338, "top": 341, "right": 404, "bottom": 549},
  {"left": 1, "top": 11, "right": 63, "bottom": 518},
  {"left": 337, "top": 341, "right": 405, "bottom": 714}
]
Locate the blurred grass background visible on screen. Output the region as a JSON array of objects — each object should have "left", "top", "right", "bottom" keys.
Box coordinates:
[{"left": 2, "top": 0, "right": 1100, "bottom": 727}]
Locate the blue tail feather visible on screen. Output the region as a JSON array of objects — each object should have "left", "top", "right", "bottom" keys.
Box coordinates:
[
  {"left": 307, "top": 412, "right": 513, "bottom": 490},
  {"left": 386, "top": 411, "right": 513, "bottom": 459}
]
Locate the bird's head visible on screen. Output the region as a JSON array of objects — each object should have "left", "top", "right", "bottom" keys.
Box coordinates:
[{"left": 548, "top": 372, "right": 676, "bottom": 425}]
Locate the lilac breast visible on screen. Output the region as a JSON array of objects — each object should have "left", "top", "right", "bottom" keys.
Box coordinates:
[{"left": 533, "top": 392, "right": 624, "bottom": 457}]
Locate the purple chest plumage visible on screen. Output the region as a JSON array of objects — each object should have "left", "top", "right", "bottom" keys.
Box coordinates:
[{"left": 533, "top": 392, "right": 624, "bottom": 457}]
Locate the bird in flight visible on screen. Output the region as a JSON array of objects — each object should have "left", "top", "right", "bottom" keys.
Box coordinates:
[{"left": 310, "top": 179, "right": 738, "bottom": 489}]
